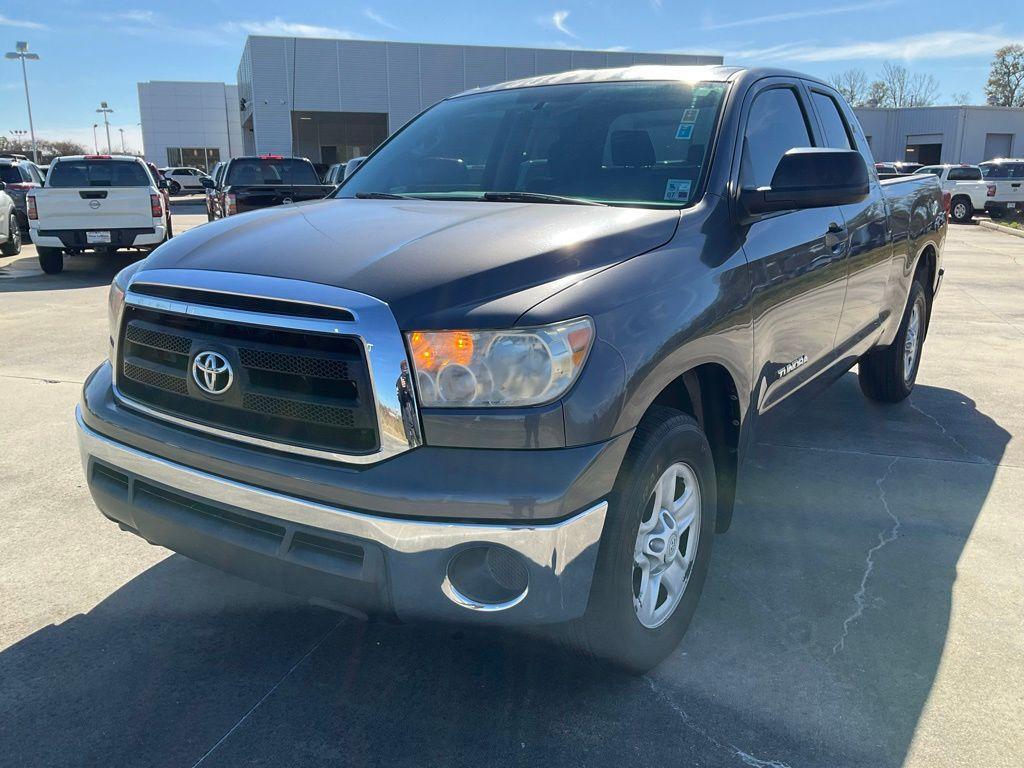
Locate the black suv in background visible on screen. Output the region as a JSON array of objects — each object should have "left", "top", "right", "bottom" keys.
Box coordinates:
[
  {"left": 202, "top": 155, "right": 334, "bottom": 219},
  {"left": 0, "top": 154, "right": 46, "bottom": 236}
]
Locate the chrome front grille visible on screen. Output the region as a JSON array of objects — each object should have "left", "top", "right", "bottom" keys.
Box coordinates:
[{"left": 112, "top": 269, "right": 423, "bottom": 465}]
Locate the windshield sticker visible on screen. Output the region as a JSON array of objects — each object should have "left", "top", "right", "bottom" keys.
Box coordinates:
[
  {"left": 664, "top": 179, "right": 692, "bottom": 202},
  {"left": 675, "top": 123, "right": 694, "bottom": 140},
  {"left": 681, "top": 108, "right": 699, "bottom": 123}
]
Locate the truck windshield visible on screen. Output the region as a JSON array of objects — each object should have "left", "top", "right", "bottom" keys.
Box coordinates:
[
  {"left": 338, "top": 80, "right": 728, "bottom": 208},
  {"left": 226, "top": 158, "right": 320, "bottom": 186},
  {"left": 48, "top": 160, "right": 151, "bottom": 188}
]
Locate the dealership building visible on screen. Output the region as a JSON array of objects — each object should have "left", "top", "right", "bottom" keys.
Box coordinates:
[
  {"left": 853, "top": 105, "right": 1024, "bottom": 165},
  {"left": 138, "top": 37, "right": 722, "bottom": 168}
]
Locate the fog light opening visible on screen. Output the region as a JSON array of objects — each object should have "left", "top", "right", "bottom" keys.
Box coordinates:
[{"left": 442, "top": 545, "right": 529, "bottom": 611}]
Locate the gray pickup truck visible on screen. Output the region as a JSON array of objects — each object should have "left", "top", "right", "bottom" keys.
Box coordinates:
[{"left": 77, "top": 65, "right": 945, "bottom": 671}]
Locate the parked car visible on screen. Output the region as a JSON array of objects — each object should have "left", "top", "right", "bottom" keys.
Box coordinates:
[
  {"left": 913, "top": 164, "right": 988, "bottom": 223},
  {"left": 28, "top": 154, "right": 171, "bottom": 274},
  {"left": 204, "top": 161, "right": 227, "bottom": 221},
  {"left": 0, "top": 154, "right": 45, "bottom": 236},
  {"left": 323, "top": 162, "right": 346, "bottom": 185},
  {"left": 163, "top": 166, "right": 211, "bottom": 195},
  {"left": 343, "top": 156, "right": 366, "bottom": 180},
  {"left": 145, "top": 163, "right": 173, "bottom": 237},
  {"left": 0, "top": 181, "right": 23, "bottom": 256},
  {"left": 202, "top": 155, "right": 334, "bottom": 218},
  {"left": 979, "top": 158, "right": 1024, "bottom": 219},
  {"left": 874, "top": 161, "right": 922, "bottom": 179},
  {"left": 78, "top": 65, "right": 945, "bottom": 672}
]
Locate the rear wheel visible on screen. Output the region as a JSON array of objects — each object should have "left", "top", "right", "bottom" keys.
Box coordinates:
[
  {"left": 950, "top": 196, "right": 972, "bottom": 224},
  {"left": 1, "top": 212, "right": 22, "bottom": 256},
  {"left": 858, "top": 279, "right": 927, "bottom": 402},
  {"left": 37, "top": 246, "right": 64, "bottom": 274},
  {"left": 564, "top": 407, "right": 716, "bottom": 673}
]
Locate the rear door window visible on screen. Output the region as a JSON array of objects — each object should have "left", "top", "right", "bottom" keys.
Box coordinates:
[
  {"left": 810, "top": 91, "right": 853, "bottom": 150},
  {"left": 47, "top": 160, "right": 152, "bottom": 188},
  {"left": 948, "top": 167, "right": 982, "bottom": 181},
  {"left": 0, "top": 166, "right": 20, "bottom": 184}
]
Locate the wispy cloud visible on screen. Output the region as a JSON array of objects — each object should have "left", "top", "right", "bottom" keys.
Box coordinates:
[
  {"left": 542, "top": 10, "right": 577, "bottom": 38},
  {"left": 703, "top": 0, "right": 896, "bottom": 31},
  {"left": 363, "top": 8, "right": 398, "bottom": 31},
  {"left": 0, "top": 13, "right": 46, "bottom": 30},
  {"left": 222, "top": 17, "right": 360, "bottom": 39},
  {"left": 725, "top": 28, "right": 1019, "bottom": 63}
]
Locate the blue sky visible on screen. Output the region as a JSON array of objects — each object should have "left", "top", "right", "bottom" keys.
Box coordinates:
[{"left": 1, "top": 0, "right": 1021, "bottom": 152}]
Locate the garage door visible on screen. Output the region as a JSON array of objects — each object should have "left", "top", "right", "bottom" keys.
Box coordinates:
[{"left": 983, "top": 133, "right": 1013, "bottom": 161}]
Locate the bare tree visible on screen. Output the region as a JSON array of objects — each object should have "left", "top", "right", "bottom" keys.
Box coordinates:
[
  {"left": 950, "top": 92, "right": 972, "bottom": 106},
  {"left": 864, "top": 80, "right": 891, "bottom": 108},
  {"left": 829, "top": 68, "right": 869, "bottom": 106},
  {"left": 985, "top": 44, "right": 1024, "bottom": 107},
  {"left": 870, "top": 62, "right": 939, "bottom": 108}
]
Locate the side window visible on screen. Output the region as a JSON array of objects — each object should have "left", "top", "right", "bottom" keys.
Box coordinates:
[
  {"left": 810, "top": 91, "right": 853, "bottom": 150},
  {"left": 741, "top": 87, "right": 813, "bottom": 188}
]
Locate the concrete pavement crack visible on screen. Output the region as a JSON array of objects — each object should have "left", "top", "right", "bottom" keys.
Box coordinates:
[
  {"left": 832, "top": 456, "right": 901, "bottom": 655},
  {"left": 645, "top": 676, "right": 794, "bottom": 768}
]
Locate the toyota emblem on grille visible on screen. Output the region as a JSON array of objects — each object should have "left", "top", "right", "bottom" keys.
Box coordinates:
[{"left": 192, "top": 351, "right": 233, "bottom": 395}]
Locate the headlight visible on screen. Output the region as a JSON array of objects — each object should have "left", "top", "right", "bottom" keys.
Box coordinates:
[
  {"left": 108, "top": 262, "right": 142, "bottom": 360},
  {"left": 406, "top": 318, "right": 594, "bottom": 408}
]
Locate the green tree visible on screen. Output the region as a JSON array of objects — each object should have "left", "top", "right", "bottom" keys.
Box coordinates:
[{"left": 985, "top": 45, "right": 1024, "bottom": 107}]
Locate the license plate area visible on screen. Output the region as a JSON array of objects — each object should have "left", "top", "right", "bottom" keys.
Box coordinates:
[
  {"left": 1008, "top": 203, "right": 1017, "bottom": 209},
  {"left": 86, "top": 231, "right": 111, "bottom": 244}
]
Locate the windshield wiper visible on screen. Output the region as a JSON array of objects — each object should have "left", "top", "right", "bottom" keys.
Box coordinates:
[
  {"left": 354, "top": 191, "right": 418, "bottom": 200},
  {"left": 481, "top": 191, "right": 607, "bottom": 206}
]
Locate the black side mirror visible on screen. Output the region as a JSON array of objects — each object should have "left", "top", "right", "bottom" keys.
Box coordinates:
[
  {"left": 200, "top": 177, "right": 216, "bottom": 189},
  {"left": 157, "top": 179, "right": 169, "bottom": 190},
  {"left": 741, "top": 148, "right": 869, "bottom": 220}
]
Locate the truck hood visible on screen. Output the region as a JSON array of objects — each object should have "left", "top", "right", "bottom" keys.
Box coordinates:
[{"left": 140, "top": 198, "right": 679, "bottom": 328}]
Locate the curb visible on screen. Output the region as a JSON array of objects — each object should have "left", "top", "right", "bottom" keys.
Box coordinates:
[{"left": 978, "top": 220, "right": 1024, "bottom": 239}]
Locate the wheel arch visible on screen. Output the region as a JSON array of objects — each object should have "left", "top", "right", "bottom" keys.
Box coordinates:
[{"left": 644, "top": 362, "right": 742, "bottom": 533}]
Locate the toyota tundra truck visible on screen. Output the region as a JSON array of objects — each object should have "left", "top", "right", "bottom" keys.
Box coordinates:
[{"left": 76, "top": 66, "right": 945, "bottom": 671}]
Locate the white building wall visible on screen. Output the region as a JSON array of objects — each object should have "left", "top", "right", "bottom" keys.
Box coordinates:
[
  {"left": 138, "top": 81, "right": 244, "bottom": 168},
  {"left": 854, "top": 106, "right": 1024, "bottom": 164},
  {"left": 239, "top": 37, "right": 723, "bottom": 155}
]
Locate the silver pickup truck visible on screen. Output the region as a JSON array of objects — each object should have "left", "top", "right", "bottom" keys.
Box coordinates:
[{"left": 77, "top": 65, "right": 945, "bottom": 671}]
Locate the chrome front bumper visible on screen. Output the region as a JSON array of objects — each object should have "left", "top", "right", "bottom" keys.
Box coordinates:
[{"left": 76, "top": 408, "right": 608, "bottom": 624}]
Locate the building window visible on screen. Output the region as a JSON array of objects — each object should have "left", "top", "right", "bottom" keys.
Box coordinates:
[{"left": 165, "top": 147, "right": 221, "bottom": 172}]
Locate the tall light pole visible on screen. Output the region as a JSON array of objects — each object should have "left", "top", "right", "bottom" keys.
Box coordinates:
[
  {"left": 5, "top": 42, "right": 40, "bottom": 164},
  {"left": 96, "top": 101, "right": 113, "bottom": 154},
  {"left": 118, "top": 127, "right": 126, "bottom": 153},
  {"left": 92, "top": 123, "right": 99, "bottom": 154}
]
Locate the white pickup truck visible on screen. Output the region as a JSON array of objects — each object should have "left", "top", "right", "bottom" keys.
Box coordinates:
[
  {"left": 28, "top": 155, "right": 170, "bottom": 274},
  {"left": 979, "top": 158, "right": 1024, "bottom": 219},
  {"left": 913, "top": 164, "right": 988, "bottom": 223}
]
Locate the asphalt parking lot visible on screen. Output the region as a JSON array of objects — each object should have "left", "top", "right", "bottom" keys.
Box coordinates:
[{"left": 1, "top": 216, "right": 1021, "bottom": 767}]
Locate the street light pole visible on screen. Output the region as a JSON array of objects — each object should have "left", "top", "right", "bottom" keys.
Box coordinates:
[
  {"left": 5, "top": 42, "right": 40, "bottom": 164},
  {"left": 92, "top": 124, "right": 99, "bottom": 154},
  {"left": 96, "top": 101, "right": 113, "bottom": 154},
  {"left": 118, "top": 127, "right": 126, "bottom": 153}
]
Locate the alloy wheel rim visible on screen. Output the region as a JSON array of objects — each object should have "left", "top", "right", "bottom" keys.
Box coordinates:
[
  {"left": 904, "top": 303, "right": 921, "bottom": 381},
  {"left": 632, "top": 462, "right": 701, "bottom": 629},
  {"left": 12, "top": 218, "right": 21, "bottom": 248},
  {"left": 953, "top": 202, "right": 967, "bottom": 219}
]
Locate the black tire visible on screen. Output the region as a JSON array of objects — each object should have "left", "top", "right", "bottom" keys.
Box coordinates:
[
  {"left": 168, "top": 180, "right": 181, "bottom": 195},
  {"left": 37, "top": 246, "right": 64, "bottom": 274},
  {"left": 990, "top": 208, "right": 1004, "bottom": 220},
  {"left": 1, "top": 212, "right": 22, "bottom": 256},
  {"left": 950, "top": 196, "right": 972, "bottom": 224},
  {"left": 563, "top": 406, "right": 717, "bottom": 673},
  {"left": 858, "top": 279, "right": 927, "bottom": 402}
]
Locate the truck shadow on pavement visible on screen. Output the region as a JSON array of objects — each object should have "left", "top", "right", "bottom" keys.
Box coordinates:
[
  {"left": 0, "top": 251, "right": 143, "bottom": 291},
  {"left": 0, "top": 376, "right": 1008, "bottom": 768}
]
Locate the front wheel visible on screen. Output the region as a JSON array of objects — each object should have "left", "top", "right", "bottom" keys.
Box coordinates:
[
  {"left": 167, "top": 180, "right": 181, "bottom": 195},
  {"left": 858, "top": 279, "right": 927, "bottom": 402},
  {"left": 564, "top": 407, "right": 716, "bottom": 673},
  {"left": 950, "top": 196, "right": 973, "bottom": 224},
  {"left": 37, "top": 246, "right": 64, "bottom": 274}
]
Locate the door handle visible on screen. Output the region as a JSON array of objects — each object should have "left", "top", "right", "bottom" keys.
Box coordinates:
[{"left": 825, "top": 223, "right": 848, "bottom": 251}]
